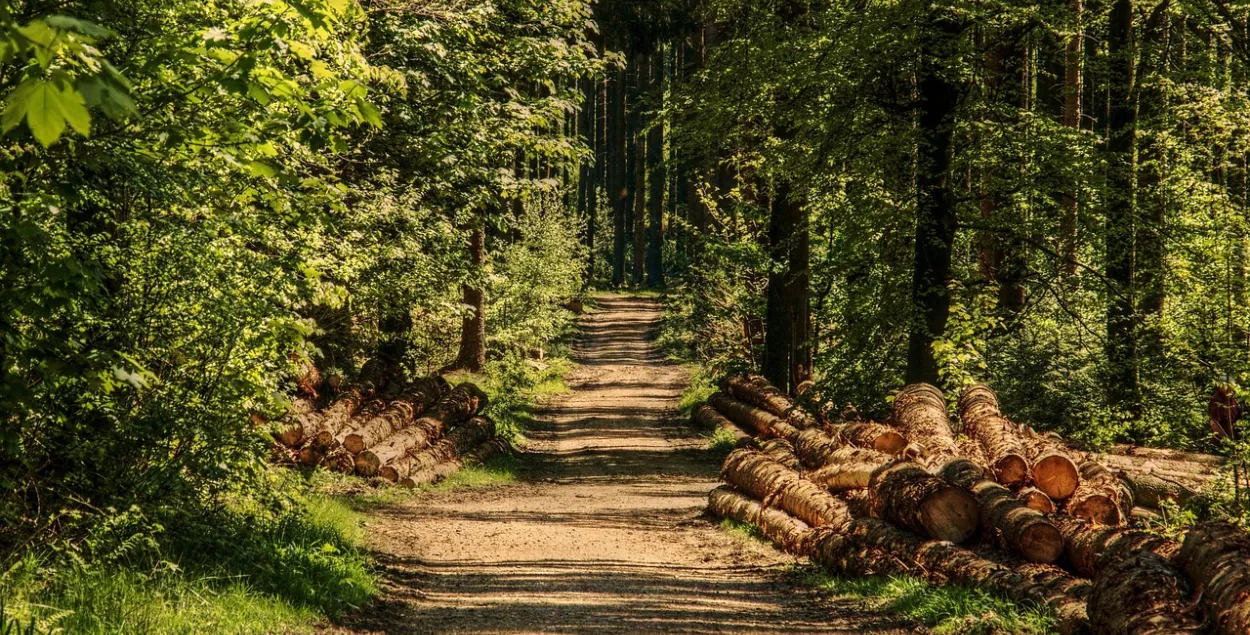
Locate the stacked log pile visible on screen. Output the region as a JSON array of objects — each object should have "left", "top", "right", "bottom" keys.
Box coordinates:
[
  {"left": 268, "top": 370, "right": 508, "bottom": 487},
  {"left": 699, "top": 374, "right": 1242, "bottom": 635}
]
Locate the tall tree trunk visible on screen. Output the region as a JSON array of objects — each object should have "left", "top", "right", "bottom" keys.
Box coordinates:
[
  {"left": 1138, "top": 5, "right": 1171, "bottom": 359},
  {"left": 610, "top": 62, "right": 627, "bottom": 287},
  {"left": 905, "top": 9, "right": 963, "bottom": 385},
  {"left": 1060, "top": 0, "right": 1084, "bottom": 278},
  {"left": 453, "top": 220, "right": 487, "bottom": 372},
  {"left": 763, "top": 180, "right": 811, "bottom": 394},
  {"left": 590, "top": 78, "right": 606, "bottom": 284},
  {"left": 1105, "top": 0, "right": 1140, "bottom": 416},
  {"left": 579, "top": 78, "right": 595, "bottom": 285},
  {"left": 631, "top": 52, "right": 648, "bottom": 285},
  {"left": 645, "top": 49, "right": 665, "bottom": 288}
]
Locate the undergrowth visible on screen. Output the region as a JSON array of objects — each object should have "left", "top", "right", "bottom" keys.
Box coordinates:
[
  {"left": 795, "top": 566, "right": 1055, "bottom": 635},
  {"left": 0, "top": 491, "right": 375, "bottom": 635}
]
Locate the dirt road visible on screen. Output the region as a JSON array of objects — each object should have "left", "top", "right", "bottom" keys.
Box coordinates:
[{"left": 329, "top": 295, "right": 914, "bottom": 634}]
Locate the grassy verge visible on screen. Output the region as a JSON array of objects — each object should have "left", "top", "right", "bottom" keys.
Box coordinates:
[
  {"left": 795, "top": 566, "right": 1055, "bottom": 635},
  {"left": 711, "top": 521, "right": 1054, "bottom": 635},
  {"left": 1, "top": 492, "right": 375, "bottom": 635}
]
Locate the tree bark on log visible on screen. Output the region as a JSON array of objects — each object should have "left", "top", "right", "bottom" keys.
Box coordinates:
[
  {"left": 808, "top": 521, "right": 1090, "bottom": 635},
  {"left": 380, "top": 416, "right": 496, "bottom": 482},
  {"left": 1123, "top": 472, "right": 1199, "bottom": 509},
  {"left": 890, "top": 383, "right": 964, "bottom": 467},
  {"left": 869, "top": 461, "right": 979, "bottom": 543},
  {"left": 707, "top": 392, "right": 781, "bottom": 436},
  {"left": 802, "top": 446, "right": 894, "bottom": 490},
  {"left": 1049, "top": 514, "right": 1179, "bottom": 578},
  {"left": 1176, "top": 520, "right": 1250, "bottom": 635},
  {"left": 353, "top": 383, "right": 486, "bottom": 475},
  {"left": 719, "top": 449, "right": 851, "bottom": 528},
  {"left": 338, "top": 377, "right": 454, "bottom": 454},
  {"left": 825, "top": 422, "right": 908, "bottom": 455},
  {"left": 1065, "top": 461, "right": 1133, "bottom": 525},
  {"left": 937, "top": 460, "right": 1064, "bottom": 563},
  {"left": 707, "top": 485, "right": 813, "bottom": 555},
  {"left": 721, "top": 374, "right": 794, "bottom": 417},
  {"left": 399, "top": 438, "right": 509, "bottom": 488},
  {"left": 1020, "top": 426, "right": 1081, "bottom": 501},
  {"left": 692, "top": 404, "right": 751, "bottom": 444},
  {"left": 1087, "top": 552, "right": 1204, "bottom": 635},
  {"left": 1018, "top": 487, "right": 1056, "bottom": 513},
  {"left": 759, "top": 438, "right": 801, "bottom": 470},
  {"left": 958, "top": 385, "right": 1031, "bottom": 487},
  {"left": 274, "top": 398, "right": 317, "bottom": 447},
  {"left": 305, "top": 389, "right": 366, "bottom": 449}
]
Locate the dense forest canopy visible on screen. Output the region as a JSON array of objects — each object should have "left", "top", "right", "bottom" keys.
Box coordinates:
[{"left": 1, "top": 0, "right": 1250, "bottom": 619}]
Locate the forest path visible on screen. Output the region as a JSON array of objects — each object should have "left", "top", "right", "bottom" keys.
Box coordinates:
[{"left": 327, "top": 295, "right": 915, "bottom": 634}]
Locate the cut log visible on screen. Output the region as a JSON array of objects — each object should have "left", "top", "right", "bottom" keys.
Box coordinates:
[
  {"left": 869, "top": 461, "right": 979, "bottom": 543},
  {"left": 1049, "top": 514, "right": 1179, "bottom": 578},
  {"left": 825, "top": 422, "right": 908, "bottom": 455},
  {"left": 890, "top": 383, "right": 964, "bottom": 467},
  {"left": 721, "top": 374, "right": 795, "bottom": 418},
  {"left": 1064, "top": 461, "right": 1132, "bottom": 525},
  {"left": 722, "top": 374, "right": 820, "bottom": 427},
  {"left": 380, "top": 417, "right": 496, "bottom": 482},
  {"left": 1020, "top": 426, "right": 1081, "bottom": 501},
  {"left": 693, "top": 404, "right": 752, "bottom": 445},
  {"left": 304, "top": 389, "right": 366, "bottom": 449},
  {"left": 937, "top": 460, "right": 1064, "bottom": 563},
  {"left": 1176, "top": 520, "right": 1250, "bottom": 635},
  {"left": 353, "top": 382, "right": 486, "bottom": 475},
  {"left": 719, "top": 449, "right": 851, "bottom": 528},
  {"left": 758, "top": 438, "right": 801, "bottom": 470},
  {"left": 1109, "top": 444, "right": 1225, "bottom": 467},
  {"left": 1094, "top": 453, "right": 1219, "bottom": 481},
  {"left": 1017, "top": 487, "right": 1056, "bottom": 513},
  {"left": 274, "top": 398, "right": 317, "bottom": 447},
  {"left": 1121, "top": 472, "right": 1201, "bottom": 509},
  {"left": 343, "top": 379, "right": 473, "bottom": 456},
  {"left": 399, "top": 437, "right": 509, "bottom": 488},
  {"left": 802, "top": 446, "right": 894, "bottom": 491},
  {"left": 957, "top": 385, "right": 1031, "bottom": 487},
  {"left": 706, "top": 485, "right": 813, "bottom": 554},
  {"left": 707, "top": 392, "right": 780, "bottom": 436},
  {"left": 1087, "top": 551, "right": 1204, "bottom": 635},
  {"left": 809, "top": 521, "right": 1090, "bottom": 635}
]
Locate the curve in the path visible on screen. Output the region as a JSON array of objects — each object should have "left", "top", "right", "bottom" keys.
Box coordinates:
[{"left": 328, "top": 294, "right": 915, "bottom": 635}]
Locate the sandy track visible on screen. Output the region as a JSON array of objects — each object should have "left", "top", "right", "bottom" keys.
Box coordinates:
[{"left": 325, "top": 295, "right": 915, "bottom": 634}]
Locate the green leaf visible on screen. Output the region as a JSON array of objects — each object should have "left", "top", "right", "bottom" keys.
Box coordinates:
[
  {"left": 2, "top": 78, "right": 38, "bottom": 133},
  {"left": 25, "top": 81, "right": 68, "bottom": 146},
  {"left": 248, "top": 160, "right": 278, "bottom": 178}
]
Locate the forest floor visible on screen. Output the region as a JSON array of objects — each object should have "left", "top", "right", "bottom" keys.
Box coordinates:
[{"left": 322, "top": 295, "right": 917, "bottom": 634}]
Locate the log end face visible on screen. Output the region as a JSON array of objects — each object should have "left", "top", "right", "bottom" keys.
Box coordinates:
[
  {"left": 1034, "top": 454, "right": 1080, "bottom": 500},
  {"left": 378, "top": 465, "right": 400, "bottom": 482},
  {"left": 343, "top": 434, "right": 365, "bottom": 455},
  {"left": 873, "top": 431, "right": 908, "bottom": 455},
  {"left": 993, "top": 455, "right": 1030, "bottom": 488},
  {"left": 1019, "top": 522, "right": 1065, "bottom": 564},
  {"left": 1068, "top": 495, "right": 1120, "bottom": 526},
  {"left": 354, "top": 451, "right": 381, "bottom": 477},
  {"left": 920, "top": 486, "right": 980, "bottom": 543}
]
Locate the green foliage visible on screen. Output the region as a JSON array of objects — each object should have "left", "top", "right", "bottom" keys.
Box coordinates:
[{"left": 796, "top": 566, "right": 1056, "bottom": 635}]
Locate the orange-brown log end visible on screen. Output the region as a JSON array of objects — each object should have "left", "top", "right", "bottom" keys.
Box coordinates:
[
  {"left": 993, "top": 455, "right": 1030, "bottom": 488},
  {"left": 919, "top": 486, "right": 980, "bottom": 544},
  {"left": 1033, "top": 454, "right": 1080, "bottom": 500}
]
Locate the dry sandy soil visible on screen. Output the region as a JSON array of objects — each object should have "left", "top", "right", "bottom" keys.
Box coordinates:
[{"left": 324, "top": 295, "right": 916, "bottom": 635}]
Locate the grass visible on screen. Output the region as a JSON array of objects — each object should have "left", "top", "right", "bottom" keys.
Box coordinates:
[
  {"left": 1, "top": 494, "right": 376, "bottom": 635},
  {"left": 704, "top": 426, "right": 741, "bottom": 457},
  {"left": 794, "top": 566, "right": 1056, "bottom": 635},
  {"left": 717, "top": 518, "right": 767, "bottom": 543}
]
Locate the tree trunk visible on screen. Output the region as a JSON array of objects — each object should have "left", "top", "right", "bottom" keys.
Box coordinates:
[
  {"left": 610, "top": 62, "right": 627, "bottom": 286},
  {"left": 645, "top": 50, "right": 665, "bottom": 288},
  {"left": 1105, "top": 0, "right": 1141, "bottom": 418},
  {"left": 336, "top": 377, "right": 451, "bottom": 454},
  {"left": 957, "top": 385, "right": 1031, "bottom": 486},
  {"left": 630, "top": 53, "right": 647, "bottom": 286},
  {"left": 1060, "top": 0, "right": 1084, "bottom": 277},
  {"left": 693, "top": 403, "right": 751, "bottom": 444},
  {"left": 763, "top": 182, "right": 810, "bottom": 394},
  {"left": 905, "top": 10, "right": 962, "bottom": 385},
  {"left": 400, "top": 437, "right": 508, "bottom": 489},
  {"left": 1050, "top": 514, "right": 1178, "bottom": 578},
  {"left": 1176, "top": 520, "right": 1250, "bottom": 635},
  {"left": 1018, "top": 487, "right": 1056, "bottom": 512},
  {"left": 759, "top": 438, "right": 801, "bottom": 470},
  {"left": 453, "top": 223, "right": 487, "bottom": 372},
  {"left": 890, "top": 383, "right": 966, "bottom": 467},
  {"left": 353, "top": 382, "right": 487, "bottom": 476},
  {"left": 800, "top": 445, "right": 894, "bottom": 490}
]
